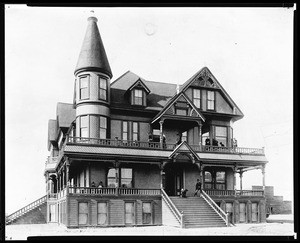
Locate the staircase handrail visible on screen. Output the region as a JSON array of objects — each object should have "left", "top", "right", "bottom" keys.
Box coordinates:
[
  {"left": 161, "top": 189, "right": 184, "bottom": 228},
  {"left": 6, "top": 195, "right": 47, "bottom": 224},
  {"left": 201, "top": 190, "right": 229, "bottom": 226}
]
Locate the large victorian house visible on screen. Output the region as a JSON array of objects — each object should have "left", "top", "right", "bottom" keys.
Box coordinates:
[{"left": 44, "top": 16, "right": 268, "bottom": 228}]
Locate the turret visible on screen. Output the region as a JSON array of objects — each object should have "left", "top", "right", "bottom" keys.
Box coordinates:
[{"left": 74, "top": 16, "right": 112, "bottom": 140}]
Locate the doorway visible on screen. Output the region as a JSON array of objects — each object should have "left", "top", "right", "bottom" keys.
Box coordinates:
[{"left": 164, "top": 164, "right": 184, "bottom": 196}]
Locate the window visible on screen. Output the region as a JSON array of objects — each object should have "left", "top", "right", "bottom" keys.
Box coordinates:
[
  {"left": 99, "top": 77, "right": 107, "bottom": 100},
  {"left": 80, "top": 116, "right": 88, "bottom": 138},
  {"left": 202, "top": 131, "right": 210, "bottom": 145},
  {"left": 182, "top": 131, "right": 187, "bottom": 142},
  {"left": 97, "top": 202, "right": 108, "bottom": 225},
  {"left": 207, "top": 90, "right": 215, "bottom": 110},
  {"left": 79, "top": 76, "right": 89, "bottom": 100},
  {"left": 122, "top": 121, "right": 128, "bottom": 141},
  {"left": 125, "top": 202, "right": 135, "bottom": 225},
  {"left": 204, "top": 171, "right": 213, "bottom": 189},
  {"left": 133, "top": 89, "right": 143, "bottom": 105},
  {"left": 121, "top": 168, "right": 133, "bottom": 188},
  {"left": 215, "top": 126, "right": 227, "bottom": 147},
  {"left": 142, "top": 202, "right": 152, "bottom": 225},
  {"left": 132, "top": 122, "right": 139, "bottom": 141},
  {"left": 107, "top": 168, "right": 117, "bottom": 188},
  {"left": 99, "top": 116, "right": 107, "bottom": 139},
  {"left": 78, "top": 202, "right": 88, "bottom": 225},
  {"left": 251, "top": 203, "right": 258, "bottom": 222},
  {"left": 216, "top": 171, "right": 226, "bottom": 190},
  {"left": 193, "top": 89, "right": 201, "bottom": 108}
]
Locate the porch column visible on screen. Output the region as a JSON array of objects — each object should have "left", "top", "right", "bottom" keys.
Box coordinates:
[
  {"left": 198, "top": 121, "right": 202, "bottom": 152},
  {"left": 114, "top": 161, "right": 120, "bottom": 195},
  {"left": 159, "top": 120, "right": 164, "bottom": 149},
  {"left": 66, "top": 159, "right": 70, "bottom": 194},
  {"left": 233, "top": 165, "right": 237, "bottom": 191},
  {"left": 261, "top": 165, "right": 266, "bottom": 190},
  {"left": 239, "top": 171, "right": 243, "bottom": 190}
]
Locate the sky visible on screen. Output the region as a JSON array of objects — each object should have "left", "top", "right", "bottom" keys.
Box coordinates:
[{"left": 5, "top": 5, "right": 294, "bottom": 215}]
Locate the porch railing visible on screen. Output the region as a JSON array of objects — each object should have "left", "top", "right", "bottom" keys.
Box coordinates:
[
  {"left": 6, "top": 195, "right": 47, "bottom": 225},
  {"left": 66, "top": 136, "right": 265, "bottom": 155},
  {"left": 201, "top": 190, "right": 229, "bottom": 226},
  {"left": 67, "top": 187, "right": 161, "bottom": 196},
  {"left": 205, "top": 189, "right": 264, "bottom": 197},
  {"left": 161, "top": 188, "right": 184, "bottom": 228}
]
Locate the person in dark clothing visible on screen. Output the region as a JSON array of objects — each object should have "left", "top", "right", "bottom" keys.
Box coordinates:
[
  {"left": 220, "top": 142, "right": 225, "bottom": 147},
  {"left": 180, "top": 188, "right": 188, "bottom": 198},
  {"left": 212, "top": 138, "right": 218, "bottom": 146},
  {"left": 194, "top": 179, "right": 202, "bottom": 196},
  {"left": 205, "top": 137, "right": 210, "bottom": 145}
]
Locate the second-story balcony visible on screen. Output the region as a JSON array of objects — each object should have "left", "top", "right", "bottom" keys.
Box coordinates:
[{"left": 66, "top": 136, "right": 265, "bottom": 155}]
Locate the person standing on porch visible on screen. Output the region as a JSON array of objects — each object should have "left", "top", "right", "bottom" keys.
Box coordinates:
[{"left": 194, "top": 179, "right": 202, "bottom": 196}]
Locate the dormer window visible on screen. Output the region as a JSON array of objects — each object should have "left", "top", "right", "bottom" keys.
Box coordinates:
[
  {"left": 128, "top": 79, "right": 150, "bottom": 106},
  {"left": 132, "top": 89, "right": 144, "bottom": 106},
  {"left": 79, "top": 75, "right": 89, "bottom": 100},
  {"left": 99, "top": 77, "right": 107, "bottom": 101}
]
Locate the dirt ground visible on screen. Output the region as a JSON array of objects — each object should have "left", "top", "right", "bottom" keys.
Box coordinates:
[{"left": 4, "top": 214, "right": 296, "bottom": 240}]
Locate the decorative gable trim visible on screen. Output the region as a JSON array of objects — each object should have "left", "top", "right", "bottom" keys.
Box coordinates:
[
  {"left": 169, "top": 141, "right": 200, "bottom": 162},
  {"left": 128, "top": 78, "right": 151, "bottom": 94},
  {"left": 151, "top": 92, "right": 205, "bottom": 124}
]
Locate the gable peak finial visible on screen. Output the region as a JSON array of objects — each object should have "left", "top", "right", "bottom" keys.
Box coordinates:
[{"left": 88, "top": 10, "right": 98, "bottom": 22}]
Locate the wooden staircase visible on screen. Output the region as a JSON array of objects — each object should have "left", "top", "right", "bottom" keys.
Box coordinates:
[
  {"left": 169, "top": 196, "right": 227, "bottom": 228},
  {"left": 6, "top": 195, "right": 47, "bottom": 225}
]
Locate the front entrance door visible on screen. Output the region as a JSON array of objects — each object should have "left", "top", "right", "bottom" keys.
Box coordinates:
[{"left": 165, "top": 165, "right": 183, "bottom": 196}]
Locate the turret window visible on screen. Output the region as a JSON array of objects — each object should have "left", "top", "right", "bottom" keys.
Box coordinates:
[
  {"left": 99, "top": 116, "right": 107, "bottom": 139},
  {"left": 99, "top": 77, "right": 107, "bottom": 101},
  {"left": 80, "top": 116, "right": 88, "bottom": 138},
  {"left": 79, "top": 76, "right": 89, "bottom": 100},
  {"left": 207, "top": 90, "right": 215, "bottom": 110},
  {"left": 193, "top": 89, "right": 201, "bottom": 109}
]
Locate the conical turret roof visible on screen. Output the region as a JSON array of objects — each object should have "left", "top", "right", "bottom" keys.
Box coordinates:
[{"left": 74, "top": 16, "right": 112, "bottom": 78}]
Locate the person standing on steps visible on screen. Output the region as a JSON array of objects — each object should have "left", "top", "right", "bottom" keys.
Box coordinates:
[{"left": 194, "top": 178, "right": 202, "bottom": 196}]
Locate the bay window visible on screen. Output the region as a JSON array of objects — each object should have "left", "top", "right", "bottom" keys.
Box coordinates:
[{"left": 99, "top": 77, "right": 107, "bottom": 101}]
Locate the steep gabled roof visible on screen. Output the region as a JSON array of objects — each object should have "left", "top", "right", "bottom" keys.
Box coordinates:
[
  {"left": 74, "top": 16, "right": 112, "bottom": 78},
  {"left": 169, "top": 141, "right": 200, "bottom": 162},
  {"left": 180, "top": 67, "right": 244, "bottom": 117},
  {"left": 151, "top": 92, "right": 205, "bottom": 124},
  {"left": 128, "top": 78, "right": 151, "bottom": 94}
]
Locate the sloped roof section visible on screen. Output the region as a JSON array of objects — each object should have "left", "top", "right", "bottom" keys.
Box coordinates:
[
  {"left": 169, "top": 141, "right": 200, "bottom": 161},
  {"left": 110, "top": 71, "right": 177, "bottom": 110},
  {"left": 74, "top": 16, "right": 112, "bottom": 78},
  {"left": 56, "top": 102, "right": 76, "bottom": 128},
  {"left": 48, "top": 119, "right": 57, "bottom": 150}
]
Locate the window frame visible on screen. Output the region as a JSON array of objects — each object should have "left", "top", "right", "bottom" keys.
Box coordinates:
[
  {"left": 78, "top": 201, "right": 89, "bottom": 226},
  {"left": 207, "top": 90, "right": 215, "bottom": 111},
  {"left": 193, "top": 89, "right": 201, "bottom": 109},
  {"left": 132, "top": 89, "right": 143, "bottom": 106},
  {"left": 124, "top": 201, "right": 136, "bottom": 225},
  {"left": 214, "top": 125, "right": 228, "bottom": 147},
  {"left": 79, "top": 75, "right": 90, "bottom": 100},
  {"left": 142, "top": 201, "right": 153, "bottom": 225},
  {"left": 96, "top": 201, "right": 109, "bottom": 226},
  {"left": 80, "top": 115, "right": 89, "bottom": 138},
  {"left": 120, "top": 168, "right": 133, "bottom": 188},
  {"left": 122, "top": 121, "right": 129, "bottom": 141},
  {"left": 98, "top": 76, "right": 108, "bottom": 101},
  {"left": 99, "top": 116, "right": 107, "bottom": 139},
  {"left": 132, "top": 122, "right": 139, "bottom": 141}
]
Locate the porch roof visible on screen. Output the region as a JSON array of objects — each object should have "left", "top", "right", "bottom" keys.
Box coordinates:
[{"left": 63, "top": 144, "right": 268, "bottom": 164}]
